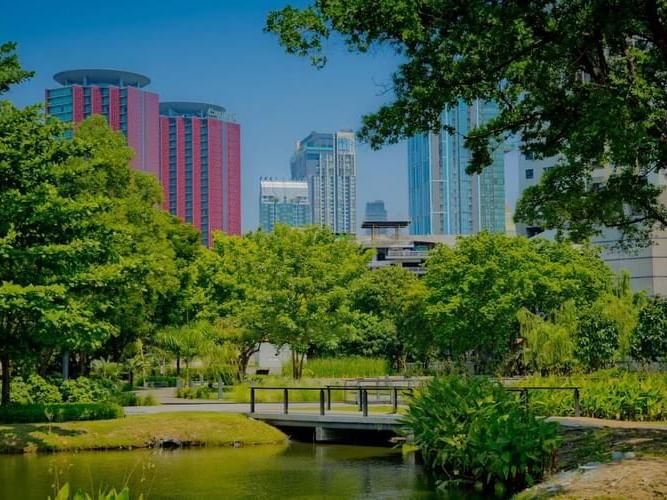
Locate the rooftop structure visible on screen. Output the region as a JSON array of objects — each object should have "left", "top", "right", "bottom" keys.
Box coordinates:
[{"left": 53, "top": 69, "right": 150, "bottom": 88}]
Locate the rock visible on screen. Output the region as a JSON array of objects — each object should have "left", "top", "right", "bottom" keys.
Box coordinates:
[
  {"left": 579, "top": 462, "right": 602, "bottom": 471},
  {"left": 624, "top": 452, "right": 636, "bottom": 459},
  {"left": 233, "top": 441, "right": 243, "bottom": 448},
  {"left": 612, "top": 451, "right": 625, "bottom": 461}
]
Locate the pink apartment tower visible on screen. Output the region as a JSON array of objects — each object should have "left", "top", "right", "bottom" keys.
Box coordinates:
[
  {"left": 46, "top": 69, "right": 160, "bottom": 177},
  {"left": 46, "top": 71, "right": 241, "bottom": 244},
  {"left": 159, "top": 102, "right": 241, "bottom": 244}
]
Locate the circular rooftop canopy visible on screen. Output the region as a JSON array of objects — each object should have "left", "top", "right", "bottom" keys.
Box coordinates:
[
  {"left": 53, "top": 69, "right": 151, "bottom": 88},
  {"left": 159, "top": 101, "right": 227, "bottom": 118}
]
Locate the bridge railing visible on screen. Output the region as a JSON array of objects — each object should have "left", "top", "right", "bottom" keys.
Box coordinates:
[
  {"left": 248, "top": 384, "right": 581, "bottom": 418},
  {"left": 249, "top": 385, "right": 416, "bottom": 417}
]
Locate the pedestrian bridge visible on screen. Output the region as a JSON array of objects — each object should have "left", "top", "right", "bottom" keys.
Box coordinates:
[{"left": 248, "top": 412, "right": 404, "bottom": 443}]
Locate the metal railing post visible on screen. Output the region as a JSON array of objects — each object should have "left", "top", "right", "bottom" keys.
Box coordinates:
[
  {"left": 574, "top": 388, "right": 581, "bottom": 417},
  {"left": 358, "top": 388, "right": 363, "bottom": 411},
  {"left": 392, "top": 387, "right": 398, "bottom": 414},
  {"left": 521, "top": 389, "right": 529, "bottom": 412},
  {"left": 327, "top": 386, "right": 332, "bottom": 410},
  {"left": 320, "top": 389, "right": 325, "bottom": 416},
  {"left": 283, "top": 388, "right": 289, "bottom": 415},
  {"left": 250, "top": 387, "right": 256, "bottom": 413},
  {"left": 362, "top": 389, "right": 368, "bottom": 417}
]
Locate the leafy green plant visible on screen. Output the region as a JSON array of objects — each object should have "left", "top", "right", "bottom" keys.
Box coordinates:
[
  {"left": 51, "top": 483, "right": 140, "bottom": 500},
  {"left": 405, "top": 376, "right": 559, "bottom": 493},
  {"left": 524, "top": 370, "right": 667, "bottom": 421}
]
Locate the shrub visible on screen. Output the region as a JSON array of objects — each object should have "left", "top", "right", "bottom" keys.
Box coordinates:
[
  {"left": 135, "top": 375, "right": 178, "bottom": 387},
  {"left": 0, "top": 402, "right": 124, "bottom": 423},
  {"left": 113, "top": 392, "right": 159, "bottom": 407},
  {"left": 282, "top": 356, "right": 389, "bottom": 378},
  {"left": 176, "top": 386, "right": 215, "bottom": 399},
  {"left": 405, "top": 376, "right": 559, "bottom": 494},
  {"left": 10, "top": 375, "right": 62, "bottom": 404},
  {"left": 60, "top": 377, "right": 113, "bottom": 403}
]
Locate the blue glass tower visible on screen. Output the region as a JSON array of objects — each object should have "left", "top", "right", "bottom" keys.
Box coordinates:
[{"left": 407, "top": 100, "right": 505, "bottom": 235}]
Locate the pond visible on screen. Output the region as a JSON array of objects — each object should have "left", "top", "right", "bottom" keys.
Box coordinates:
[{"left": 0, "top": 443, "right": 450, "bottom": 499}]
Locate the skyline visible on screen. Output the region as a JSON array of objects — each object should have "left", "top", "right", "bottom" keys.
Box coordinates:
[{"left": 2, "top": 0, "right": 408, "bottom": 232}]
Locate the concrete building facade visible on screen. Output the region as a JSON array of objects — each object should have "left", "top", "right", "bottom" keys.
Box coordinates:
[
  {"left": 515, "top": 153, "right": 667, "bottom": 296},
  {"left": 407, "top": 100, "right": 505, "bottom": 235},
  {"left": 291, "top": 130, "right": 357, "bottom": 234},
  {"left": 259, "top": 179, "right": 311, "bottom": 232}
]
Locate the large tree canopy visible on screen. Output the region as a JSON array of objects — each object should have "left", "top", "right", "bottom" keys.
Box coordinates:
[
  {"left": 266, "top": 1, "right": 667, "bottom": 245},
  {"left": 424, "top": 233, "right": 613, "bottom": 371}
]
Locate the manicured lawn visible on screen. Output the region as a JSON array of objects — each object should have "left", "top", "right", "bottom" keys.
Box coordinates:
[{"left": 0, "top": 412, "right": 286, "bottom": 454}]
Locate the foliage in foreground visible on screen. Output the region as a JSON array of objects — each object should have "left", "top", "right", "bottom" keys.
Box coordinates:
[
  {"left": 51, "top": 483, "right": 138, "bottom": 500},
  {"left": 523, "top": 370, "right": 667, "bottom": 421},
  {"left": 405, "top": 376, "right": 559, "bottom": 494},
  {"left": 0, "top": 402, "right": 123, "bottom": 424}
]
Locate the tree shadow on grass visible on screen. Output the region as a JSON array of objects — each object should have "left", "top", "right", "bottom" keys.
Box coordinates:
[{"left": 0, "top": 423, "right": 86, "bottom": 453}]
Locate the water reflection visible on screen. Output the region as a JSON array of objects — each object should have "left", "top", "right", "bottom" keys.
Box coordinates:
[{"left": 0, "top": 443, "right": 447, "bottom": 499}]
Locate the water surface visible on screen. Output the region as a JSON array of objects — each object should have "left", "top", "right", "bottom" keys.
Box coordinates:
[{"left": 0, "top": 443, "right": 446, "bottom": 499}]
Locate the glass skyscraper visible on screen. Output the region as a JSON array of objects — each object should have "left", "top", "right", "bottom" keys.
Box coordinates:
[
  {"left": 408, "top": 100, "right": 505, "bottom": 235},
  {"left": 46, "top": 69, "right": 160, "bottom": 178},
  {"left": 290, "top": 130, "right": 357, "bottom": 234},
  {"left": 259, "top": 179, "right": 311, "bottom": 232}
]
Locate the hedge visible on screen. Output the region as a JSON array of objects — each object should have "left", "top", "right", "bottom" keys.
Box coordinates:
[{"left": 0, "top": 402, "right": 124, "bottom": 424}]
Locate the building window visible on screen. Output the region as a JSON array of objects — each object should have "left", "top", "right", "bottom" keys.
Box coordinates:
[{"left": 525, "top": 169, "right": 534, "bottom": 180}]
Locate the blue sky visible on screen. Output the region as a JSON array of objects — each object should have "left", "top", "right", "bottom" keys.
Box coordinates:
[{"left": 2, "top": 0, "right": 409, "bottom": 231}]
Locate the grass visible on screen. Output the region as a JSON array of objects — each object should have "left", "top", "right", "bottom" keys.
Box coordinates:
[
  {"left": 0, "top": 412, "right": 286, "bottom": 454},
  {"left": 282, "top": 356, "right": 389, "bottom": 378}
]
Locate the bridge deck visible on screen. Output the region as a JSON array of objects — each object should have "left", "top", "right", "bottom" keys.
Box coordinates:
[{"left": 248, "top": 412, "right": 403, "bottom": 432}]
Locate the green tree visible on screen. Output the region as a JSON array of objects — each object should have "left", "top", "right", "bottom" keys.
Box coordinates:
[
  {"left": 575, "top": 313, "right": 620, "bottom": 371},
  {"left": 424, "top": 233, "right": 612, "bottom": 372},
  {"left": 192, "top": 233, "right": 272, "bottom": 379},
  {"left": 0, "top": 87, "right": 127, "bottom": 403},
  {"left": 348, "top": 266, "right": 427, "bottom": 371},
  {"left": 266, "top": 1, "right": 667, "bottom": 246},
  {"left": 257, "top": 226, "right": 371, "bottom": 378},
  {"left": 631, "top": 297, "right": 667, "bottom": 364},
  {"left": 518, "top": 301, "right": 577, "bottom": 375}
]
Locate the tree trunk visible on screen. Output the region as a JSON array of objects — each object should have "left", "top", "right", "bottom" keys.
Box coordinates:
[
  {"left": 297, "top": 353, "right": 306, "bottom": 380},
  {"left": 1, "top": 353, "right": 10, "bottom": 406},
  {"left": 128, "top": 370, "right": 134, "bottom": 388},
  {"left": 176, "top": 355, "right": 181, "bottom": 376},
  {"left": 291, "top": 350, "right": 298, "bottom": 379}
]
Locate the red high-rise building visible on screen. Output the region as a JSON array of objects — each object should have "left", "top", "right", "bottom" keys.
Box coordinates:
[
  {"left": 46, "top": 70, "right": 160, "bottom": 178},
  {"left": 159, "top": 102, "right": 241, "bottom": 244}
]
